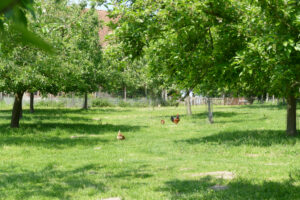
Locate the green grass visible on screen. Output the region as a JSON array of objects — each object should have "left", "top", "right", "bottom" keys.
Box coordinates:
[{"left": 0, "top": 104, "right": 299, "bottom": 200}]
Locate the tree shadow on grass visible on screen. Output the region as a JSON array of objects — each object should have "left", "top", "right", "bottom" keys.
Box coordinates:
[
  {"left": 176, "top": 130, "right": 300, "bottom": 147},
  {"left": 0, "top": 107, "right": 131, "bottom": 115},
  {"left": 0, "top": 163, "right": 105, "bottom": 200},
  {"left": 0, "top": 122, "right": 144, "bottom": 134},
  {"left": 159, "top": 174, "right": 300, "bottom": 200},
  {"left": 0, "top": 123, "right": 144, "bottom": 148},
  {"left": 0, "top": 134, "right": 109, "bottom": 149},
  {"left": 0, "top": 114, "right": 96, "bottom": 122},
  {"left": 109, "top": 164, "right": 153, "bottom": 179}
]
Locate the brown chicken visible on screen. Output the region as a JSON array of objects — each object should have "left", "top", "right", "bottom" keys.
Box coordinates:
[
  {"left": 161, "top": 119, "right": 165, "bottom": 125},
  {"left": 171, "top": 114, "right": 180, "bottom": 125},
  {"left": 117, "top": 130, "right": 125, "bottom": 140}
]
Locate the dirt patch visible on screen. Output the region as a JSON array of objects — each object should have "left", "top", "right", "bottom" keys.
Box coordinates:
[{"left": 191, "top": 171, "right": 235, "bottom": 180}]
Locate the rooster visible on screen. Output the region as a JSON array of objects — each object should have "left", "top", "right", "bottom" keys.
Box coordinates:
[
  {"left": 171, "top": 114, "right": 180, "bottom": 125},
  {"left": 117, "top": 130, "right": 125, "bottom": 140}
]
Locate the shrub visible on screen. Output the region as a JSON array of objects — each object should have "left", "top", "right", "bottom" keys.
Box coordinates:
[
  {"left": 132, "top": 101, "right": 149, "bottom": 107},
  {"left": 118, "top": 100, "right": 131, "bottom": 107},
  {"left": 92, "top": 99, "right": 114, "bottom": 107},
  {"left": 160, "top": 99, "right": 179, "bottom": 107}
]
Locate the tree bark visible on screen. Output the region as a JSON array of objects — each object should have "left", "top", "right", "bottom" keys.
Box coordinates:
[
  {"left": 185, "top": 94, "right": 192, "bottom": 116},
  {"left": 30, "top": 92, "right": 34, "bottom": 113},
  {"left": 164, "top": 89, "right": 168, "bottom": 101},
  {"left": 83, "top": 93, "right": 88, "bottom": 109},
  {"left": 11, "top": 92, "right": 24, "bottom": 128},
  {"left": 286, "top": 95, "right": 298, "bottom": 136},
  {"left": 208, "top": 97, "right": 214, "bottom": 124},
  {"left": 124, "top": 86, "right": 127, "bottom": 101}
]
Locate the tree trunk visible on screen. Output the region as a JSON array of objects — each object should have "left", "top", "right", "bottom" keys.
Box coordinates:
[
  {"left": 11, "top": 92, "right": 24, "bottom": 128},
  {"left": 30, "top": 92, "right": 34, "bottom": 113},
  {"left": 185, "top": 94, "right": 192, "bottom": 116},
  {"left": 20, "top": 97, "right": 23, "bottom": 118},
  {"left": 266, "top": 93, "right": 269, "bottom": 102},
  {"left": 260, "top": 94, "right": 264, "bottom": 103},
  {"left": 208, "top": 97, "right": 214, "bottom": 124},
  {"left": 145, "top": 85, "right": 147, "bottom": 98},
  {"left": 0, "top": 92, "right": 2, "bottom": 100},
  {"left": 124, "top": 86, "right": 127, "bottom": 101},
  {"left": 286, "top": 95, "right": 297, "bottom": 136},
  {"left": 83, "top": 93, "right": 88, "bottom": 109},
  {"left": 164, "top": 89, "right": 168, "bottom": 101}
]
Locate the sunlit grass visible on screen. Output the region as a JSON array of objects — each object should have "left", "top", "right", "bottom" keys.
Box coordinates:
[{"left": 0, "top": 103, "right": 299, "bottom": 199}]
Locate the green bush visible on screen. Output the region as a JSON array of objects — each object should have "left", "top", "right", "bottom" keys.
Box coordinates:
[
  {"left": 160, "top": 99, "right": 179, "bottom": 107},
  {"left": 132, "top": 101, "right": 149, "bottom": 107},
  {"left": 166, "top": 99, "right": 179, "bottom": 107},
  {"left": 118, "top": 100, "right": 131, "bottom": 107},
  {"left": 92, "top": 99, "right": 114, "bottom": 107}
]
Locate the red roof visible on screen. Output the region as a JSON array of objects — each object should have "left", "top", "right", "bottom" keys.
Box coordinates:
[{"left": 97, "top": 10, "right": 114, "bottom": 47}]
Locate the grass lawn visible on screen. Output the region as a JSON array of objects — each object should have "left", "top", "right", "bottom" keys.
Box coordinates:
[{"left": 0, "top": 104, "right": 300, "bottom": 200}]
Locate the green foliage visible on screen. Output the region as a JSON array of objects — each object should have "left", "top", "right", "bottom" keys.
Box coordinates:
[
  {"left": 0, "top": 0, "right": 104, "bottom": 97},
  {"left": 92, "top": 98, "right": 114, "bottom": 107},
  {"left": 110, "top": 0, "right": 299, "bottom": 133},
  {"left": 118, "top": 100, "right": 131, "bottom": 107},
  {"left": 229, "top": 0, "right": 300, "bottom": 98},
  {"left": 0, "top": 0, "right": 53, "bottom": 51},
  {"left": 132, "top": 100, "right": 149, "bottom": 107},
  {"left": 110, "top": 0, "right": 246, "bottom": 95}
]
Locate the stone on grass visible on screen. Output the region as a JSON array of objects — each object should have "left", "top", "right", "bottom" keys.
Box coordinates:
[
  {"left": 94, "top": 146, "right": 102, "bottom": 150},
  {"left": 210, "top": 185, "right": 229, "bottom": 191},
  {"left": 191, "top": 171, "right": 235, "bottom": 180}
]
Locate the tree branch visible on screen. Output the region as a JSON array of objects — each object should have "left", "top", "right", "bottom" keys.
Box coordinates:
[{"left": 0, "top": 0, "right": 21, "bottom": 15}]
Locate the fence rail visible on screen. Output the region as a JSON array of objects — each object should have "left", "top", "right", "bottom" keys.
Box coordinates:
[{"left": 0, "top": 92, "right": 283, "bottom": 108}]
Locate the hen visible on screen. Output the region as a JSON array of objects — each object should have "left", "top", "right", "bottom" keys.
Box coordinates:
[
  {"left": 117, "top": 130, "right": 125, "bottom": 140},
  {"left": 171, "top": 114, "right": 180, "bottom": 125}
]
